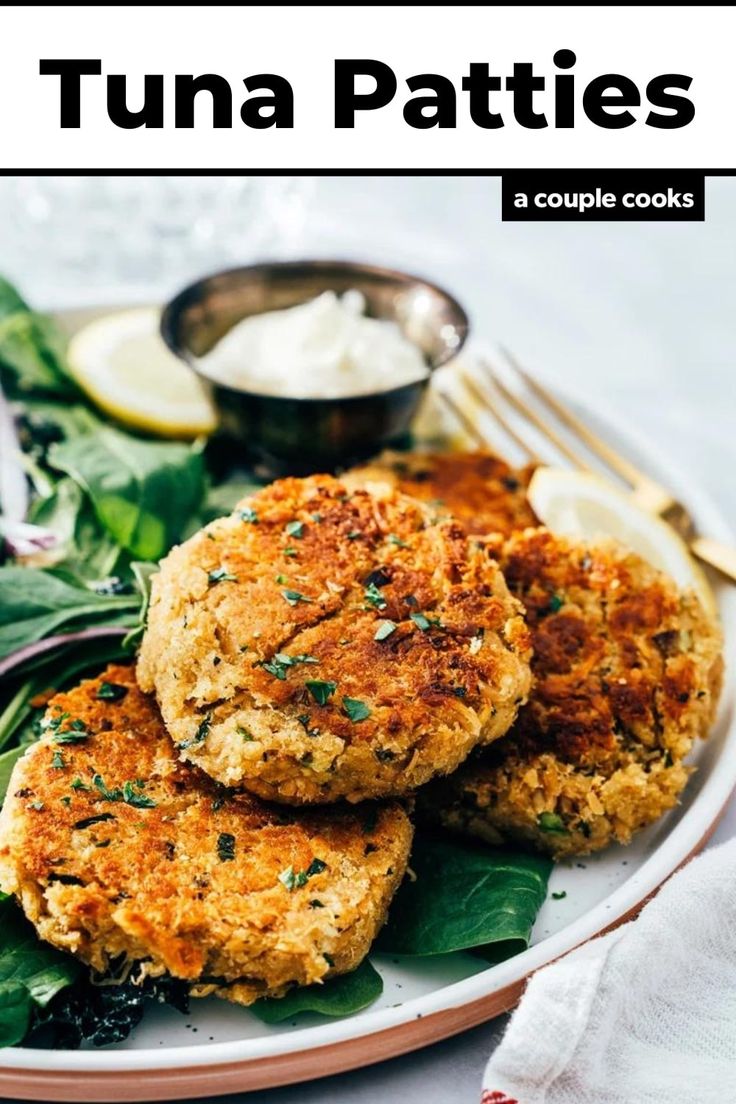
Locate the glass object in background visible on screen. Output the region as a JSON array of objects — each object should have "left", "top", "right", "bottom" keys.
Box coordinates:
[{"left": 0, "top": 176, "right": 315, "bottom": 306}]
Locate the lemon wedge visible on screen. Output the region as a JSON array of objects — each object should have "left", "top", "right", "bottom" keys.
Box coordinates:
[
  {"left": 528, "top": 467, "right": 717, "bottom": 616},
  {"left": 67, "top": 308, "right": 217, "bottom": 439}
]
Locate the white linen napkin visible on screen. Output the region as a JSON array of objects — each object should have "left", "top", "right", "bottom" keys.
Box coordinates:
[{"left": 482, "top": 838, "right": 736, "bottom": 1104}]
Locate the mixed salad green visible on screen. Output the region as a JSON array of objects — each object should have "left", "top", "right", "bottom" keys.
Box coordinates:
[{"left": 0, "top": 277, "right": 551, "bottom": 1048}]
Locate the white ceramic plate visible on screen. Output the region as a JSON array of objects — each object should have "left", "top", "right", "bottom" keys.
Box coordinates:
[{"left": 1, "top": 329, "right": 734, "bottom": 1101}]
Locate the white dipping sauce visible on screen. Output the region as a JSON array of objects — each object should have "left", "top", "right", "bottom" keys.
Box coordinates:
[{"left": 197, "top": 290, "right": 429, "bottom": 398}]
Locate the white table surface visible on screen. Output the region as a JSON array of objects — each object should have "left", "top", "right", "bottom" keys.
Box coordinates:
[{"left": 1, "top": 174, "right": 735, "bottom": 1103}]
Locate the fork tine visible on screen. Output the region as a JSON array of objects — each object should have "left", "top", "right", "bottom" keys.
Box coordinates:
[
  {"left": 481, "top": 359, "right": 593, "bottom": 472},
  {"left": 461, "top": 371, "right": 542, "bottom": 463},
  {"left": 434, "top": 386, "right": 490, "bottom": 449},
  {"left": 499, "top": 346, "right": 648, "bottom": 489}
]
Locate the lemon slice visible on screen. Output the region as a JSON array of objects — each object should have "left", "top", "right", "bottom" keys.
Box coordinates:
[
  {"left": 67, "top": 308, "right": 217, "bottom": 439},
  {"left": 528, "top": 467, "right": 717, "bottom": 616}
]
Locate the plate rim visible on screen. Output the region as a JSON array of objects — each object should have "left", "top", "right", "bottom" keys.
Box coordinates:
[{"left": 1, "top": 360, "right": 734, "bottom": 1091}]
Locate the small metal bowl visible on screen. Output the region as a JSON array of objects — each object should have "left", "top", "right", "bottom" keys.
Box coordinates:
[{"left": 161, "top": 260, "right": 469, "bottom": 474}]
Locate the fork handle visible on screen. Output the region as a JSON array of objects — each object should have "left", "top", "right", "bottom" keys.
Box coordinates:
[{"left": 690, "top": 536, "right": 736, "bottom": 585}]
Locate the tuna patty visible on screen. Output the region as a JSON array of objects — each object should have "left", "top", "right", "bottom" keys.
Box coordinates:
[
  {"left": 0, "top": 666, "right": 413, "bottom": 1005},
  {"left": 138, "top": 475, "right": 532, "bottom": 804},
  {"left": 424, "top": 529, "right": 723, "bottom": 858},
  {"left": 345, "top": 449, "right": 538, "bottom": 537}
]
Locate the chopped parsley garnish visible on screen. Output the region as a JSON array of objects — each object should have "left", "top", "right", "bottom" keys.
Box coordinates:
[
  {"left": 29, "top": 801, "right": 44, "bottom": 811},
  {"left": 282, "top": 588, "right": 312, "bottom": 607},
  {"left": 275, "top": 574, "right": 288, "bottom": 585},
  {"left": 364, "top": 582, "right": 387, "bottom": 610},
  {"left": 239, "top": 506, "right": 258, "bottom": 523},
  {"left": 51, "top": 750, "right": 65, "bottom": 769},
  {"left": 284, "top": 547, "right": 298, "bottom": 558},
  {"left": 41, "top": 711, "right": 69, "bottom": 734},
  {"left": 93, "top": 774, "right": 123, "bottom": 801},
  {"left": 278, "top": 857, "right": 328, "bottom": 892},
  {"left": 374, "top": 620, "right": 397, "bottom": 641},
  {"left": 551, "top": 890, "right": 568, "bottom": 900},
  {"left": 305, "top": 680, "right": 337, "bottom": 706},
  {"left": 73, "top": 812, "right": 116, "bottom": 830},
  {"left": 311, "top": 513, "right": 322, "bottom": 523},
  {"left": 342, "top": 698, "right": 372, "bottom": 723},
  {"left": 278, "top": 867, "right": 298, "bottom": 890},
  {"left": 309, "top": 899, "right": 325, "bottom": 909},
  {"left": 388, "top": 533, "right": 408, "bottom": 548},
  {"left": 212, "top": 786, "right": 230, "bottom": 811},
  {"left": 208, "top": 567, "right": 238, "bottom": 585},
  {"left": 261, "top": 659, "right": 287, "bottom": 681},
  {"left": 122, "top": 781, "right": 157, "bottom": 809},
  {"left": 347, "top": 530, "right": 362, "bottom": 540},
  {"left": 238, "top": 727, "right": 255, "bottom": 741},
  {"left": 262, "top": 653, "right": 319, "bottom": 680},
  {"left": 410, "top": 612, "right": 442, "bottom": 632},
  {"left": 538, "top": 811, "right": 569, "bottom": 835},
  {"left": 70, "top": 777, "right": 89, "bottom": 791},
  {"left": 297, "top": 713, "right": 320, "bottom": 737},
  {"left": 47, "top": 716, "right": 89, "bottom": 743},
  {"left": 539, "top": 593, "right": 564, "bottom": 617},
  {"left": 306, "top": 858, "right": 328, "bottom": 876},
  {"left": 96, "top": 681, "right": 129, "bottom": 702},
  {"left": 92, "top": 774, "right": 156, "bottom": 808},
  {"left": 285, "top": 520, "right": 304, "bottom": 539},
  {"left": 53, "top": 727, "right": 89, "bottom": 745},
  {"left": 180, "top": 716, "right": 211, "bottom": 750},
  {"left": 217, "top": 832, "right": 236, "bottom": 862}
]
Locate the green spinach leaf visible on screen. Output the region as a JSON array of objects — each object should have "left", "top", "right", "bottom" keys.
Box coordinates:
[
  {"left": 0, "top": 567, "right": 139, "bottom": 661},
  {"left": 0, "top": 746, "right": 26, "bottom": 807},
  {"left": 0, "top": 897, "right": 80, "bottom": 1047},
  {"left": 27, "top": 478, "right": 130, "bottom": 583},
  {"left": 122, "top": 561, "right": 158, "bottom": 648},
  {"left": 250, "top": 960, "right": 383, "bottom": 1024},
  {"left": 377, "top": 836, "right": 551, "bottom": 958},
  {"left": 0, "top": 276, "right": 30, "bottom": 320},
  {"left": 20, "top": 399, "right": 101, "bottom": 450},
  {"left": 0, "top": 278, "right": 76, "bottom": 400},
  {"left": 49, "top": 428, "right": 205, "bottom": 561}
]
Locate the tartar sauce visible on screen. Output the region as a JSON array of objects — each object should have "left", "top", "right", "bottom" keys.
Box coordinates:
[{"left": 197, "top": 290, "right": 429, "bottom": 398}]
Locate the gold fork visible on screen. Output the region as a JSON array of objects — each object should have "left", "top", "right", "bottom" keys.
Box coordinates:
[{"left": 435, "top": 352, "right": 736, "bottom": 585}]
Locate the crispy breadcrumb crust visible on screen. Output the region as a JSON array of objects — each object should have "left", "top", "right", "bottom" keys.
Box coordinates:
[
  {"left": 0, "top": 666, "right": 413, "bottom": 1005},
  {"left": 137, "top": 475, "right": 532, "bottom": 804},
  {"left": 425, "top": 529, "right": 724, "bottom": 858},
  {"left": 344, "top": 449, "right": 538, "bottom": 537}
]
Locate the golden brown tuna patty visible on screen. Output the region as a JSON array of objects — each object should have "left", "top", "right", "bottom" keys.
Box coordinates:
[
  {"left": 345, "top": 450, "right": 538, "bottom": 537},
  {"left": 425, "top": 529, "right": 723, "bottom": 858},
  {"left": 137, "top": 475, "right": 532, "bottom": 805},
  {"left": 0, "top": 666, "right": 413, "bottom": 1005}
]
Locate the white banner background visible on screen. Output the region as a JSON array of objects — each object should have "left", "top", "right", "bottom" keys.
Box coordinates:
[{"left": 0, "top": 4, "right": 732, "bottom": 170}]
